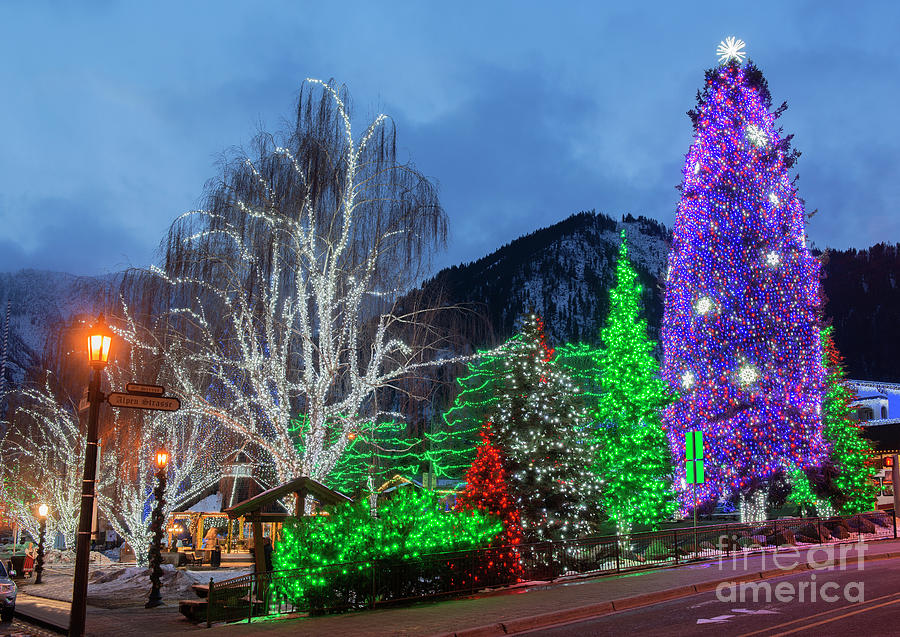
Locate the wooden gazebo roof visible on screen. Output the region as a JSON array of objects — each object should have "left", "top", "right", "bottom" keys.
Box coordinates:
[{"left": 222, "top": 476, "right": 351, "bottom": 520}]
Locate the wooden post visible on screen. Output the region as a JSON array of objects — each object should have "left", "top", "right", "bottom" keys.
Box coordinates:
[
  {"left": 194, "top": 513, "right": 202, "bottom": 549},
  {"left": 251, "top": 515, "right": 266, "bottom": 576},
  {"left": 226, "top": 518, "right": 233, "bottom": 553}
]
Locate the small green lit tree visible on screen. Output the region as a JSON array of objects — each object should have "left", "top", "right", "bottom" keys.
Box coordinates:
[{"left": 820, "top": 326, "right": 879, "bottom": 514}]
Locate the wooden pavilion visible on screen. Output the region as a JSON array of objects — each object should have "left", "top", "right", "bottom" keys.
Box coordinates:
[{"left": 223, "top": 476, "right": 351, "bottom": 574}]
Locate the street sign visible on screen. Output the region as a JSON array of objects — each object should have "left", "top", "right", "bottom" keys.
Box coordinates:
[
  {"left": 107, "top": 392, "right": 180, "bottom": 412},
  {"left": 126, "top": 383, "right": 165, "bottom": 396},
  {"left": 686, "top": 430, "right": 705, "bottom": 484},
  {"left": 78, "top": 388, "right": 90, "bottom": 413}
]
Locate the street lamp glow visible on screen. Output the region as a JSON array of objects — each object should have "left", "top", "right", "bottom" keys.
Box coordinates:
[
  {"left": 38, "top": 503, "right": 49, "bottom": 518},
  {"left": 87, "top": 314, "right": 113, "bottom": 369},
  {"left": 156, "top": 449, "right": 169, "bottom": 469}
]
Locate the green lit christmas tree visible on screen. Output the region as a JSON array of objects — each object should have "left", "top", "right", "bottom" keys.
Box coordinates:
[
  {"left": 428, "top": 349, "right": 508, "bottom": 480},
  {"left": 788, "top": 327, "right": 879, "bottom": 516},
  {"left": 594, "top": 232, "right": 676, "bottom": 534},
  {"left": 491, "top": 314, "right": 601, "bottom": 540},
  {"left": 820, "top": 326, "right": 879, "bottom": 514}
]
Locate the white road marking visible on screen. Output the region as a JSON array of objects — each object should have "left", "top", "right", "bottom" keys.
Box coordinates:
[{"left": 697, "top": 614, "right": 736, "bottom": 624}]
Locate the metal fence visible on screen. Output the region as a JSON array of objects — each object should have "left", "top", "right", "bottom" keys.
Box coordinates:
[{"left": 205, "top": 509, "right": 896, "bottom": 625}]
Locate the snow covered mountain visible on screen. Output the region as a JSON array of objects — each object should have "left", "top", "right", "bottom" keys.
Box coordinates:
[
  {"left": 0, "top": 270, "right": 118, "bottom": 389},
  {"left": 420, "top": 211, "right": 670, "bottom": 347},
  {"left": 421, "top": 211, "right": 900, "bottom": 383},
  {"left": 0, "top": 211, "right": 897, "bottom": 396}
]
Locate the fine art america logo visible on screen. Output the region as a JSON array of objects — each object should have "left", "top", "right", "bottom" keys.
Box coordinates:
[{"left": 714, "top": 540, "right": 868, "bottom": 604}]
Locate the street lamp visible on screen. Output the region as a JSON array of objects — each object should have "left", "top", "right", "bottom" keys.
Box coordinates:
[
  {"left": 146, "top": 448, "right": 169, "bottom": 609},
  {"left": 70, "top": 314, "right": 113, "bottom": 637},
  {"left": 34, "top": 504, "right": 48, "bottom": 584}
]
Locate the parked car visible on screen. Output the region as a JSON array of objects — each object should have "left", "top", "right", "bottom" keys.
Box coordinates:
[{"left": 0, "top": 560, "right": 15, "bottom": 622}]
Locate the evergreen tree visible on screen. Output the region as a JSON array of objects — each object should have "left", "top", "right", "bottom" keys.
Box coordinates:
[
  {"left": 820, "top": 326, "right": 879, "bottom": 513},
  {"left": 456, "top": 422, "right": 524, "bottom": 578},
  {"left": 660, "top": 41, "right": 826, "bottom": 507},
  {"left": 594, "top": 233, "right": 676, "bottom": 534},
  {"left": 492, "top": 314, "right": 600, "bottom": 540},
  {"left": 554, "top": 342, "right": 603, "bottom": 416},
  {"left": 429, "top": 349, "right": 508, "bottom": 479}
]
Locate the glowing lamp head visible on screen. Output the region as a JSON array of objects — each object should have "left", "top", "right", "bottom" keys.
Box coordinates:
[
  {"left": 87, "top": 314, "right": 113, "bottom": 369},
  {"left": 156, "top": 449, "right": 169, "bottom": 469},
  {"left": 695, "top": 297, "right": 714, "bottom": 316},
  {"left": 38, "top": 503, "right": 49, "bottom": 518}
]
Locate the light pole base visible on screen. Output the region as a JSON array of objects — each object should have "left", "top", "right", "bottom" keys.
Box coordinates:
[{"left": 145, "top": 592, "right": 164, "bottom": 609}]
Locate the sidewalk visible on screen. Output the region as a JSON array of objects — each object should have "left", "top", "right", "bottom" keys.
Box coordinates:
[
  {"left": 204, "top": 537, "right": 900, "bottom": 637},
  {"left": 15, "top": 592, "right": 206, "bottom": 637},
  {"left": 16, "top": 538, "right": 900, "bottom": 637}
]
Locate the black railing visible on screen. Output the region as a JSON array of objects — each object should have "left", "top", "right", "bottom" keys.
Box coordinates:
[{"left": 205, "top": 509, "right": 896, "bottom": 625}]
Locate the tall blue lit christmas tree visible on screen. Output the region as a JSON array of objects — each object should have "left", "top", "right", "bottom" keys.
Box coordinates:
[{"left": 660, "top": 38, "right": 826, "bottom": 509}]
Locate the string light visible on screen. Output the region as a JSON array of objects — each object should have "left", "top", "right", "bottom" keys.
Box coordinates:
[
  {"left": 273, "top": 490, "right": 501, "bottom": 603},
  {"left": 695, "top": 297, "right": 714, "bottom": 315},
  {"left": 738, "top": 364, "right": 759, "bottom": 386}
]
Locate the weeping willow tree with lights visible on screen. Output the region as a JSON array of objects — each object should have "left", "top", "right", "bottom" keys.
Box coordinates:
[
  {"left": 593, "top": 233, "right": 676, "bottom": 535},
  {"left": 121, "top": 79, "right": 466, "bottom": 485}
]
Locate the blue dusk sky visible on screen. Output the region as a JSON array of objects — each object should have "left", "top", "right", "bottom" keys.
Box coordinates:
[{"left": 0, "top": 1, "right": 897, "bottom": 276}]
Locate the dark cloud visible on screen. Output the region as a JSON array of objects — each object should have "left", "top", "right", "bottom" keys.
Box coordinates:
[
  {"left": 0, "top": 2, "right": 898, "bottom": 275},
  {"left": 0, "top": 196, "right": 150, "bottom": 275}
]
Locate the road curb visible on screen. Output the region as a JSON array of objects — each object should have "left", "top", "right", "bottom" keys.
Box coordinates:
[
  {"left": 437, "top": 546, "right": 900, "bottom": 637},
  {"left": 13, "top": 607, "right": 68, "bottom": 635}
]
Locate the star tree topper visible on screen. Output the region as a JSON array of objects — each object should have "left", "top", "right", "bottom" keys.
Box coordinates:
[{"left": 717, "top": 36, "right": 747, "bottom": 64}]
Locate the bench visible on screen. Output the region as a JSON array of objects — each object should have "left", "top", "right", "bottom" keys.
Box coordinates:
[{"left": 183, "top": 550, "right": 203, "bottom": 567}]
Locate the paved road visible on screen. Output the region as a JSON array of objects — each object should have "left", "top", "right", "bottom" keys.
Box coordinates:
[
  {"left": 520, "top": 556, "right": 900, "bottom": 636},
  {"left": 0, "top": 617, "right": 60, "bottom": 637}
]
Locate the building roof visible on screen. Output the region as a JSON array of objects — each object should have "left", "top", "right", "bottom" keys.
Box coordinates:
[{"left": 223, "top": 476, "right": 351, "bottom": 519}]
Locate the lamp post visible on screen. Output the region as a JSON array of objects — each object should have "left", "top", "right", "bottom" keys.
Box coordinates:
[
  {"left": 70, "top": 314, "right": 112, "bottom": 637},
  {"left": 146, "top": 448, "right": 169, "bottom": 608},
  {"left": 34, "top": 503, "right": 48, "bottom": 584}
]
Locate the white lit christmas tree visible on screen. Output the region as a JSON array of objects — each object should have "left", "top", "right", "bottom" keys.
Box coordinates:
[{"left": 489, "top": 314, "right": 601, "bottom": 540}]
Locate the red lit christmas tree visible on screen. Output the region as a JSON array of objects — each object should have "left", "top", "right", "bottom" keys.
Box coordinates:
[{"left": 457, "top": 422, "right": 524, "bottom": 579}]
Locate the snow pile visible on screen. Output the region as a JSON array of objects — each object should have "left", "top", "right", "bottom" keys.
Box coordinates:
[
  {"left": 85, "top": 565, "right": 253, "bottom": 599},
  {"left": 40, "top": 549, "right": 112, "bottom": 566},
  {"left": 88, "top": 564, "right": 195, "bottom": 598}
]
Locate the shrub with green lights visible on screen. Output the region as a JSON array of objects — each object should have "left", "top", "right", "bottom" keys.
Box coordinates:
[{"left": 272, "top": 489, "right": 501, "bottom": 610}]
